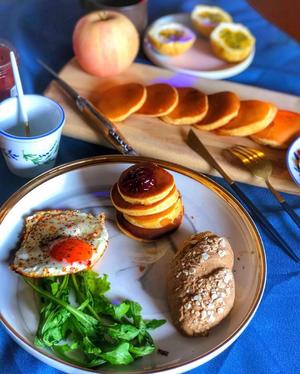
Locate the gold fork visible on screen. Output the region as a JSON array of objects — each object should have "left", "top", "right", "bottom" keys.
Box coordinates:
[{"left": 230, "top": 145, "right": 300, "bottom": 229}]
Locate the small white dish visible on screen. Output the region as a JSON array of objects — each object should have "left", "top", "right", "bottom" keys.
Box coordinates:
[
  {"left": 286, "top": 136, "right": 300, "bottom": 187},
  {"left": 143, "top": 13, "right": 255, "bottom": 80},
  {"left": 0, "top": 94, "right": 65, "bottom": 178},
  {"left": 0, "top": 156, "right": 266, "bottom": 373}
]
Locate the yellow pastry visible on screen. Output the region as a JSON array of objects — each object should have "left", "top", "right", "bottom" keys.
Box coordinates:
[
  {"left": 161, "top": 87, "right": 208, "bottom": 125},
  {"left": 191, "top": 5, "right": 232, "bottom": 37},
  {"left": 136, "top": 83, "right": 179, "bottom": 117},
  {"left": 111, "top": 183, "right": 179, "bottom": 216},
  {"left": 147, "top": 22, "right": 196, "bottom": 56},
  {"left": 194, "top": 91, "right": 240, "bottom": 131},
  {"left": 123, "top": 197, "right": 183, "bottom": 229},
  {"left": 250, "top": 110, "right": 300, "bottom": 149},
  {"left": 210, "top": 22, "right": 255, "bottom": 63},
  {"left": 216, "top": 100, "right": 277, "bottom": 137},
  {"left": 96, "top": 83, "right": 146, "bottom": 122}
]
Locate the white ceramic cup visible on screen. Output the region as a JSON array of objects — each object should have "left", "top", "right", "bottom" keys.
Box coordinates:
[{"left": 0, "top": 95, "right": 65, "bottom": 178}]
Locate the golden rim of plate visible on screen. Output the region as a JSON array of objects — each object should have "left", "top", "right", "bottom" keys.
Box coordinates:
[{"left": 0, "top": 154, "right": 266, "bottom": 373}]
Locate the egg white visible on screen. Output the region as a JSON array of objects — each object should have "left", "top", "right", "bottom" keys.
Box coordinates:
[{"left": 11, "top": 210, "right": 108, "bottom": 278}]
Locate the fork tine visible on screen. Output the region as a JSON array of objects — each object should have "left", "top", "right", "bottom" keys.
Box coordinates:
[
  {"left": 233, "top": 146, "right": 261, "bottom": 163},
  {"left": 231, "top": 146, "right": 259, "bottom": 163},
  {"left": 247, "top": 147, "right": 265, "bottom": 159},
  {"left": 235, "top": 145, "right": 265, "bottom": 160},
  {"left": 230, "top": 148, "right": 254, "bottom": 169},
  {"left": 230, "top": 148, "right": 248, "bottom": 162}
]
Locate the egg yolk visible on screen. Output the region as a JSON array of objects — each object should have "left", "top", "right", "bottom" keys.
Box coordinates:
[{"left": 50, "top": 238, "right": 93, "bottom": 263}]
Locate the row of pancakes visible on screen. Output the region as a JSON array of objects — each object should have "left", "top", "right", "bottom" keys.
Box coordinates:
[
  {"left": 111, "top": 162, "right": 184, "bottom": 241},
  {"left": 95, "top": 82, "right": 300, "bottom": 149}
]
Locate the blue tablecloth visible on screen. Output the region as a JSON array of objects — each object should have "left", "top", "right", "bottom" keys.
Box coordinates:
[{"left": 1, "top": 0, "right": 300, "bottom": 373}]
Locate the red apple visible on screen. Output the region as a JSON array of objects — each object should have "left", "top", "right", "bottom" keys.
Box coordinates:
[{"left": 72, "top": 10, "right": 139, "bottom": 77}]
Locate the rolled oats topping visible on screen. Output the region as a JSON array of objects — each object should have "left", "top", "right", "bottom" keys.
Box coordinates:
[{"left": 168, "top": 232, "right": 235, "bottom": 336}]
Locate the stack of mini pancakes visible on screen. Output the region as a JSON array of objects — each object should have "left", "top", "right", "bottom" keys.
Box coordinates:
[{"left": 111, "top": 162, "right": 184, "bottom": 241}]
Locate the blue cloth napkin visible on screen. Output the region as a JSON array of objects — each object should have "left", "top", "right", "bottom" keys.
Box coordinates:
[{"left": 0, "top": 0, "right": 300, "bottom": 373}]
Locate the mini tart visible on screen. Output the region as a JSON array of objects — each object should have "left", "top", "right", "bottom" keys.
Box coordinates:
[
  {"left": 191, "top": 5, "right": 232, "bottom": 37},
  {"left": 250, "top": 110, "right": 300, "bottom": 149},
  {"left": 194, "top": 91, "right": 240, "bottom": 131},
  {"left": 217, "top": 100, "right": 277, "bottom": 137},
  {"left": 136, "top": 84, "right": 179, "bottom": 117},
  {"left": 117, "top": 162, "right": 175, "bottom": 205},
  {"left": 210, "top": 22, "right": 255, "bottom": 63},
  {"left": 111, "top": 183, "right": 179, "bottom": 216},
  {"left": 96, "top": 83, "right": 146, "bottom": 122},
  {"left": 161, "top": 87, "right": 208, "bottom": 125},
  {"left": 123, "top": 197, "right": 183, "bottom": 229},
  {"left": 147, "top": 22, "right": 196, "bottom": 56}
]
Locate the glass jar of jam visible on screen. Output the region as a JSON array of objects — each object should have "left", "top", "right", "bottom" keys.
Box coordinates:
[{"left": 0, "top": 39, "right": 17, "bottom": 102}]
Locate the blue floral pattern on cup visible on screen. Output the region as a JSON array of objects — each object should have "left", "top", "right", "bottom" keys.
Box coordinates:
[
  {"left": 1, "top": 141, "right": 58, "bottom": 165},
  {"left": 22, "top": 141, "right": 59, "bottom": 165},
  {"left": 0, "top": 148, "right": 20, "bottom": 160}
]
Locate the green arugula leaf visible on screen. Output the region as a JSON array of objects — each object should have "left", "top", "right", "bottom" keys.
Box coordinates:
[
  {"left": 36, "top": 307, "right": 70, "bottom": 347},
  {"left": 129, "top": 343, "right": 156, "bottom": 357},
  {"left": 100, "top": 342, "right": 134, "bottom": 365},
  {"left": 125, "top": 300, "right": 142, "bottom": 318},
  {"left": 71, "top": 273, "right": 107, "bottom": 324},
  {"left": 109, "top": 302, "right": 130, "bottom": 320},
  {"left": 68, "top": 313, "right": 99, "bottom": 338},
  {"left": 124, "top": 300, "right": 145, "bottom": 328},
  {"left": 26, "top": 271, "right": 165, "bottom": 368},
  {"left": 145, "top": 319, "right": 166, "bottom": 330},
  {"left": 136, "top": 330, "right": 154, "bottom": 346},
  {"left": 81, "top": 336, "right": 102, "bottom": 357},
  {"left": 34, "top": 276, "right": 71, "bottom": 347},
  {"left": 107, "top": 324, "right": 140, "bottom": 341},
  {"left": 81, "top": 270, "right": 110, "bottom": 296},
  {"left": 25, "top": 278, "right": 99, "bottom": 336},
  {"left": 94, "top": 297, "right": 130, "bottom": 321},
  {"left": 53, "top": 344, "right": 106, "bottom": 367}
]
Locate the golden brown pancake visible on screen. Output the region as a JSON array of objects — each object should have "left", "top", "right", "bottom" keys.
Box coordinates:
[
  {"left": 217, "top": 100, "right": 277, "bottom": 136},
  {"left": 118, "top": 162, "right": 174, "bottom": 205},
  {"left": 116, "top": 209, "right": 183, "bottom": 241},
  {"left": 111, "top": 183, "right": 179, "bottom": 216},
  {"left": 161, "top": 87, "right": 208, "bottom": 125},
  {"left": 96, "top": 83, "right": 146, "bottom": 122},
  {"left": 124, "top": 197, "right": 183, "bottom": 229},
  {"left": 136, "top": 83, "right": 179, "bottom": 117},
  {"left": 194, "top": 91, "right": 240, "bottom": 131},
  {"left": 250, "top": 110, "right": 300, "bottom": 149}
]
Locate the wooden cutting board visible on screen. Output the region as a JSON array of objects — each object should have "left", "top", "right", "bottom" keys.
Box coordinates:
[{"left": 45, "top": 59, "right": 300, "bottom": 195}]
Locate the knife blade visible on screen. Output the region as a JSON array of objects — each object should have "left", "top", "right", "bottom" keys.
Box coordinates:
[
  {"left": 38, "top": 59, "right": 137, "bottom": 156},
  {"left": 187, "top": 129, "right": 299, "bottom": 263}
]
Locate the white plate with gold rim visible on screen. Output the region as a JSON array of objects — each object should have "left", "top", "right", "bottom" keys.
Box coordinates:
[
  {"left": 143, "top": 13, "right": 255, "bottom": 80},
  {"left": 0, "top": 155, "right": 266, "bottom": 373}
]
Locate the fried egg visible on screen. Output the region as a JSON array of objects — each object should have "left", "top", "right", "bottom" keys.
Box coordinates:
[{"left": 11, "top": 210, "right": 109, "bottom": 278}]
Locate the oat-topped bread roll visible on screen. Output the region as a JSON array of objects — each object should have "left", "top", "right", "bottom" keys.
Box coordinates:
[{"left": 167, "top": 231, "right": 235, "bottom": 336}]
